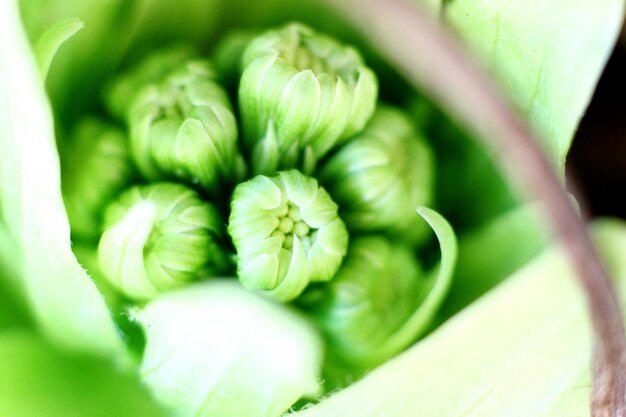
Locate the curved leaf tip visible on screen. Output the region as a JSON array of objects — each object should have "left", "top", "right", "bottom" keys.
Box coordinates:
[{"left": 35, "top": 18, "right": 84, "bottom": 79}]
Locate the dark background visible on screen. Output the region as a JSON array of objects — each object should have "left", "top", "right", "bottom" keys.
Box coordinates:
[{"left": 568, "top": 40, "right": 626, "bottom": 219}]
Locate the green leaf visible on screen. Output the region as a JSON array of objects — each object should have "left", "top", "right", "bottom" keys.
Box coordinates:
[
  {"left": 292, "top": 218, "right": 626, "bottom": 417},
  {"left": 440, "top": 204, "right": 549, "bottom": 318},
  {"left": 0, "top": 330, "right": 166, "bottom": 417},
  {"left": 443, "top": 0, "right": 624, "bottom": 173},
  {"left": 370, "top": 207, "right": 457, "bottom": 359},
  {"left": 0, "top": 0, "right": 126, "bottom": 358},
  {"left": 34, "top": 18, "right": 83, "bottom": 79},
  {"left": 134, "top": 280, "right": 324, "bottom": 417}
]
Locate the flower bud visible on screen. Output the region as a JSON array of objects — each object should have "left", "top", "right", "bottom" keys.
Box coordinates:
[
  {"left": 319, "top": 106, "right": 434, "bottom": 243},
  {"left": 98, "top": 183, "right": 229, "bottom": 301},
  {"left": 127, "top": 58, "right": 246, "bottom": 194},
  {"left": 239, "top": 23, "right": 378, "bottom": 174},
  {"left": 306, "top": 207, "right": 457, "bottom": 371},
  {"left": 308, "top": 237, "right": 422, "bottom": 367},
  {"left": 228, "top": 170, "right": 348, "bottom": 301},
  {"left": 61, "top": 118, "right": 134, "bottom": 240},
  {"left": 105, "top": 45, "right": 197, "bottom": 120}
]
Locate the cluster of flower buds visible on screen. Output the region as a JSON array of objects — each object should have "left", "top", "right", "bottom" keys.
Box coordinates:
[{"left": 61, "top": 23, "right": 453, "bottom": 401}]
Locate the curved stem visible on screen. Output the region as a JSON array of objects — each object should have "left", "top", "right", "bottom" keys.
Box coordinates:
[{"left": 325, "top": 0, "right": 626, "bottom": 415}]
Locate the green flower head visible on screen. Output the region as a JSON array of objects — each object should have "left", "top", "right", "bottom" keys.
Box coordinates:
[
  {"left": 61, "top": 118, "right": 134, "bottom": 240},
  {"left": 126, "top": 56, "right": 246, "bottom": 194},
  {"left": 105, "top": 45, "right": 197, "bottom": 120},
  {"left": 320, "top": 106, "right": 434, "bottom": 243},
  {"left": 239, "top": 23, "right": 378, "bottom": 174},
  {"left": 98, "top": 182, "right": 229, "bottom": 301},
  {"left": 228, "top": 170, "right": 348, "bottom": 301},
  {"left": 310, "top": 236, "right": 422, "bottom": 367}
]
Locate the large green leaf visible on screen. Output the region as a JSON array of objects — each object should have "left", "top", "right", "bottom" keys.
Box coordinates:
[
  {"left": 0, "top": 0, "right": 126, "bottom": 358},
  {"left": 440, "top": 204, "right": 548, "bottom": 318},
  {"left": 0, "top": 330, "right": 165, "bottom": 417},
  {"left": 293, "top": 218, "right": 626, "bottom": 417},
  {"left": 443, "top": 0, "right": 624, "bottom": 172}
]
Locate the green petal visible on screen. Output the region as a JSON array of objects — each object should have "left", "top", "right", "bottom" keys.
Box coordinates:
[
  {"left": 274, "top": 70, "right": 321, "bottom": 146},
  {"left": 371, "top": 207, "right": 457, "bottom": 361}
]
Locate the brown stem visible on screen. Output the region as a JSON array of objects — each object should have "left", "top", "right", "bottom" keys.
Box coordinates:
[{"left": 324, "top": 0, "right": 626, "bottom": 415}]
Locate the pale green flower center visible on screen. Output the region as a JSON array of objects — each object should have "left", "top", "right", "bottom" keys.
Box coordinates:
[
  {"left": 271, "top": 203, "right": 314, "bottom": 250},
  {"left": 279, "top": 44, "right": 333, "bottom": 76}
]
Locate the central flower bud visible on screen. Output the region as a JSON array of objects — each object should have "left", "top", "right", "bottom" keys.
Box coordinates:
[{"left": 228, "top": 170, "right": 349, "bottom": 301}]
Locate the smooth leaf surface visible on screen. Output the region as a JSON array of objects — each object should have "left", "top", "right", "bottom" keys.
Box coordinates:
[
  {"left": 294, "top": 218, "right": 626, "bottom": 417},
  {"left": 443, "top": 0, "right": 624, "bottom": 172},
  {"left": 0, "top": 0, "right": 126, "bottom": 358},
  {"left": 440, "top": 204, "right": 548, "bottom": 318},
  {"left": 134, "top": 281, "right": 323, "bottom": 417},
  {"left": 0, "top": 330, "right": 165, "bottom": 417}
]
